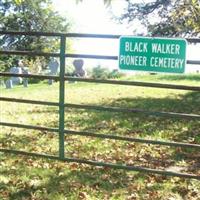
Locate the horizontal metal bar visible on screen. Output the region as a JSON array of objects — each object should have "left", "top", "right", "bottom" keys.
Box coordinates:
[
  {"left": 64, "top": 129, "right": 200, "bottom": 149},
  {"left": 0, "top": 148, "right": 59, "bottom": 159},
  {"left": 1, "top": 121, "right": 199, "bottom": 149},
  {"left": 64, "top": 157, "right": 200, "bottom": 180},
  {"left": 2, "top": 73, "right": 199, "bottom": 92},
  {"left": 65, "top": 53, "right": 118, "bottom": 60},
  {"left": 0, "top": 148, "right": 199, "bottom": 180},
  {"left": 66, "top": 33, "right": 120, "bottom": 39},
  {"left": 0, "top": 31, "right": 120, "bottom": 38},
  {"left": 1, "top": 50, "right": 199, "bottom": 63},
  {"left": 64, "top": 103, "right": 200, "bottom": 120},
  {"left": 0, "top": 72, "right": 59, "bottom": 80},
  {"left": 1, "top": 50, "right": 200, "bottom": 63},
  {"left": 0, "top": 50, "right": 60, "bottom": 57},
  {"left": 0, "top": 31, "right": 65, "bottom": 37},
  {"left": 1, "top": 31, "right": 200, "bottom": 43},
  {"left": 66, "top": 54, "right": 200, "bottom": 64},
  {"left": 0, "top": 97, "right": 59, "bottom": 106},
  {"left": 0, "top": 122, "right": 58, "bottom": 132},
  {"left": 186, "top": 38, "right": 200, "bottom": 43},
  {"left": 187, "top": 60, "right": 200, "bottom": 65},
  {"left": 65, "top": 77, "right": 200, "bottom": 91}
]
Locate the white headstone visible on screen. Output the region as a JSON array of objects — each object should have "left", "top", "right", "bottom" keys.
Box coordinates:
[
  {"left": 48, "top": 58, "right": 59, "bottom": 85},
  {"left": 10, "top": 66, "right": 22, "bottom": 85},
  {"left": 5, "top": 79, "right": 13, "bottom": 89},
  {"left": 73, "top": 59, "right": 86, "bottom": 77},
  {"left": 22, "top": 67, "right": 29, "bottom": 87}
]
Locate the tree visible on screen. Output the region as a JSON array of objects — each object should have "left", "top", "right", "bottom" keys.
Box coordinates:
[
  {"left": 0, "top": 0, "right": 71, "bottom": 50},
  {"left": 76, "top": 0, "right": 200, "bottom": 37},
  {"left": 0, "top": 0, "right": 71, "bottom": 71},
  {"left": 117, "top": 0, "right": 200, "bottom": 37}
]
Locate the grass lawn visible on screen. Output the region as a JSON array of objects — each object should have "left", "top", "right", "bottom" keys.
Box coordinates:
[{"left": 0, "top": 74, "right": 200, "bottom": 199}]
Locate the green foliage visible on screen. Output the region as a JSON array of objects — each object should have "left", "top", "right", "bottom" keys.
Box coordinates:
[
  {"left": 65, "top": 64, "right": 75, "bottom": 76},
  {"left": 108, "top": 69, "right": 124, "bottom": 79},
  {"left": 91, "top": 65, "right": 124, "bottom": 79},
  {"left": 0, "top": 55, "right": 15, "bottom": 72},
  {"left": 0, "top": 0, "right": 72, "bottom": 72},
  {"left": 91, "top": 65, "right": 110, "bottom": 79},
  {"left": 0, "top": 0, "right": 71, "bottom": 49},
  {"left": 117, "top": 0, "right": 200, "bottom": 37}
]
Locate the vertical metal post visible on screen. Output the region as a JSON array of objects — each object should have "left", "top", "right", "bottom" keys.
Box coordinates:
[{"left": 59, "top": 35, "right": 66, "bottom": 159}]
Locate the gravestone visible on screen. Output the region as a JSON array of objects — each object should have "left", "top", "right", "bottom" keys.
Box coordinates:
[
  {"left": 48, "top": 58, "right": 59, "bottom": 85},
  {"left": 5, "top": 60, "right": 30, "bottom": 89},
  {"left": 5, "top": 79, "right": 13, "bottom": 89},
  {"left": 10, "top": 66, "right": 22, "bottom": 85},
  {"left": 73, "top": 59, "right": 86, "bottom": 77},
  {"left": 22, "top": 67, "right": 29, "bottom": 87},
  {"left": 5, "top": 65, "right": 22, "bottom": 89}
]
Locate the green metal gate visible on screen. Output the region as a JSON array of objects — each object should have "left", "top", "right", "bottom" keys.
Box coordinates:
[{"left": 0, "top": 31, "right": 200, "bottom": 180}]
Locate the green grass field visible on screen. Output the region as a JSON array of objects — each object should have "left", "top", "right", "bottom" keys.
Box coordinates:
[{"left": 0, "top": 74, "right": 200, "bottom": 199}]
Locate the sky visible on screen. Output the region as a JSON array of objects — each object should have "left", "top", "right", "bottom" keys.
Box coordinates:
[
  {"left": 52, "top": 0, "right": 142, "bottom": 71},
  {"left": 52, "top": 0, "right": 133, "bottom": 34},
  {"left": 52, "top": 0, "right": 200, "bottom": 73}
]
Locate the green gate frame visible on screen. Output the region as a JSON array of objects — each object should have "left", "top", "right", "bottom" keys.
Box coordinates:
[{"left": 0, "top": 31, "right": 200, "bottom": 180}]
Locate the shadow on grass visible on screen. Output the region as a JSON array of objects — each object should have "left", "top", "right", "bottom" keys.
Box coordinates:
[
  {"left": 61, "top": 91, "right": 200, "bottom": 174},
  {"left": 1, "top": 91, "right": 200, "bottom": 199},
  {"left": 5, "top": 159, "right": 164, "bottom": 200},
  {"left": 63, "top": 91, "right": 200, "bottom": 140},
  {"left": 0, "top": 131, "right": 58, "bottom": 157},
  {"left": 63, "top": 91, "right": 199, "bottom": 172},
  {"left": 109, "top": 91, "right": 200, "bottom": 113}
]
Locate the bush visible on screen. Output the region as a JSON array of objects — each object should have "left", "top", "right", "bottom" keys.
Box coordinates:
[
  {"left": 91, "top": 65, "right": 124, "bottom": 79},
  {"left": 91, "top": 66, "right": 109, "bottom": 79},
  {"left": 107, "top": 69, "right": 124, "bottom": 79},
  {"left": 65, "top": 64, "right": 75, "bottom": 76}
]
